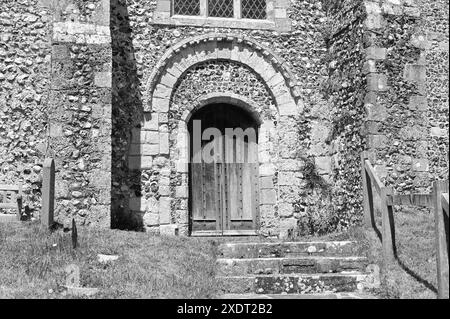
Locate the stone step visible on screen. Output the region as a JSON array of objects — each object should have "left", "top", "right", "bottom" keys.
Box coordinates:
[
  {"left": 217, "top": 256, "right": 369, "bottom": 276},
  {"left": 220, "top": 292, "right": 378, "bottom": 299},
  {"left": 218, "top": 241, "right": 364, "bottom": 259},
  {"left": 218, "top": 273, "right": 371, "bottom": 295}
]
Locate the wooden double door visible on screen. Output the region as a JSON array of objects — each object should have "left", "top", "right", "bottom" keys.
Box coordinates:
[{"left": 189, "top": 104, "right": 260, "bottom": 236}]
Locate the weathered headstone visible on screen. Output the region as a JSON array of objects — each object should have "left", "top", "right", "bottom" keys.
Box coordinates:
[
  {"left": 41, "top": 158, "right": 55, "bottom": 229},
  {"left": 72, "top": 218, "right": 78, "bottom": 249},
  {"left": 64, "top": 264, "right": 99, "bottom": 297},
  {"left": 65, "top": 264, "right": 80, "bottom": 288}
]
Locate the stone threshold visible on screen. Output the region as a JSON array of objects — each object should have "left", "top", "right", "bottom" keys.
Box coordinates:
[{"left": 217, "top": 256, "right": 368, "bottom": 261}]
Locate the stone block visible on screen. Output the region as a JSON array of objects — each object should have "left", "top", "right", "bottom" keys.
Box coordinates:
[
  {"left": 399, "top": 126, "right": 426, "bottom": 141},
  {"left": 160, "top": 72, "right": 177, "bottom": 88},
  {"left": 159, "top": 175, "right": 171, "bottom": 186},
  {"left": 367, "top": 74, "right": 388, "bottom": 91},
  {"left": 94, "top": 72, "right": 111, "bottom": 88},
  {"left": 366, "top": 47, "right": 386, "bottom": 60},
  {"left": 274, "top": 8, "right": 287, "bottom": 18},
  {"left": 310, "top": 121, "right": 330, "bottom": 142},
  {"left": 176, "top": 161, "right": 188, "bottom": 173},
  {"left": 159, "top": 112, "right": 169, "bottom": 123},
  {"left": 404, "top": 6, "right": 420, "bottom": 18},
  {"left": 365, "top": 103, "right": 387, "bottom": 121},
  {"left": 278, "top": 172, "right": 303, "bottom": 186},
  {"left": 260, "top": 176, "right": 274, "bottom": 189},
  {"left": 159, "top": 186, "right": 171, "bottom": 196},
  {"left": 159, "top": 197, "right": 172, "bottom": 224},
  {"left": 315, "top": 156, "right": 332, "bottom": 175},
  {"left": 260, "top": 189, "right": 277, "bottom": 205},
  {"left": 152, "top": 96, "right": 169, "bottom": 112},
  {"left": 410, "top": 34, "right": 431, "bottom": 50},
  {"left": 382, "top": 2, "right": 403, "bottom": 15},
  {"left": 412, "top": 158, "right": 429, "bottom": 172},
  {"left": 279, "top": 100, "right": 298, "bottom": 116},
  {"left": 144, "top": 213, "right": 159, "bottom": 226},
  {"left": 430, "top": 127, "right": 447, "bottom": 137},
  {"left": 142, "top": 144, "right": 160, "bottom": 156},
  {"left": 259, "top": 163, "right": 276, "bottom": 177},
  {"left": 260, "top": 204, "right": 276, "bottom": 217},
  {"left": 409, "top": 95, "right": 428, "bottom": 111},
  {"left": 404, "top": 64, "right": 426, "bottom": 83},
  {"left": 365, "top": 1, "right": 382, "bottom": 15},
  {"left": 363, "top": 60, "right": 377, "bottom": 74},
  {"left": 365, "top": 14, "right": 383, "bottom": 30},
  {"left": 160, "top": 224, "right": 179, "bottom": 236},
  {"left": 160, "top": 133, "right": 170, "bottom": 155},
  {"left": 52, "top": 44, "right": 70, "bottom": 60},
  {"left": 278, "top": 203, "right": 294, "bottom": 218},
  {"left": 363, "top": 121, "right": 381, "bottom": 135},
  {"left": 49, "top": 124, "right": 63, "bottom": 137},
  {"left": 142, "top": 113, "right": 159, "bottom": 131},
  {"left": 143, "top": 131, "right": 160, "bottom": 144},
  {"left": 309, "top": 143, "right": 328, "bottom": 157},
  {"left": 279, "top": 159, "right": 303, "bottom": 171},
  {"left": 175, "top": 186, "right": 188, "bottom": 198}
]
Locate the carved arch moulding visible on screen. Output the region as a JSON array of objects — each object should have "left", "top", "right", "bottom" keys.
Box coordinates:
[{"left": 143, "top": 33, "right": 304, "bottom": 118}]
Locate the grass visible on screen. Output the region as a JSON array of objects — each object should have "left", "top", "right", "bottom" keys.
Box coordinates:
[
  {"left": 365, "top": 206, "right": 438, "bottom": 299},
  {"left": 0, "top": 222, "right": 220, "bottom": 299},
  {"left": 0, "top": 212, "right": 439, "bottom": 299}
]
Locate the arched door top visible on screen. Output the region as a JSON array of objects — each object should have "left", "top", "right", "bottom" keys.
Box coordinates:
[
  {"left": 182, "top": 93, "right": 264, "bottom": 126},
  {"left": 144, "top": 33, "right": 303, "bottom": 117}
]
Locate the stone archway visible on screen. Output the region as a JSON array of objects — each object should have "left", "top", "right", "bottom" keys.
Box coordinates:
[
  {"left": 144, "top": 33, "right": 303, "bottom": 116},
  {"left": 132, "top": 33, "right": 304, "bottom": 237}
]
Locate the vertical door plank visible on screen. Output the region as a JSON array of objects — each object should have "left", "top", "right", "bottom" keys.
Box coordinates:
[
  {"left": 242, "top": 162, "right": 253, "bottom": 220},
  {"left": 249, "top": 137, "right": 259, "bottom": 229},
  {"left": 236, "top": 135, "right": 244, "bottom": 221},
  {"left": 203, "top": 162, "right": 217, "bottom": 222},
  {"left": 228, "top": 163, "right": 239, "bottom": 220},
  {"left": 238, "top": 163, "right": 244, "bottom": 220},
  {"left": 252, "top": 162, "right": 260, "bottom": 229},
  {"left": 191, "top": 163, "right": 203, "bottom": 221}
]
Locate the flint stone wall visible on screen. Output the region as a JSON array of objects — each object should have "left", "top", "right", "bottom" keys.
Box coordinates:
[
  {"left": 1, "top": 0, "right": 447, "bottom": 236},
  {"left": 111, "top": 0, "right": 335, "bottom": 237},
  {"left": 0, "top": 0, "right": 112, "bottom": 227},
  {"left": 360, "top": 0, "right": 448, "bottom": 194},
  {"left": 0, "top": 0, "right": 52, "bottom": 215}
]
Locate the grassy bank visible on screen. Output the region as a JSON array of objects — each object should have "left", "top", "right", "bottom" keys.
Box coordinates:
[
  {"left": 0, "top": 222, "right": 219, "bottom": 299},
  {"left": 366, "top": 206, "right": 438, "bottom": 299}
]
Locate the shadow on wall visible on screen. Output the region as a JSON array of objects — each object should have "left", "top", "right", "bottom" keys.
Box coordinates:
[{"left": 110, "top": 0, "right": 144, "bottom": 231}]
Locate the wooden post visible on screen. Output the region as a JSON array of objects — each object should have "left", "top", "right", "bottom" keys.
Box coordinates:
[
  {"left": 381, "top": 186, "right": 395, "bottom": 263},
  {"left": 433, "top": 180, "right": 449, "bottom": 299},
  {"left": 16, "top": 184, "right": 22, "bottom": 221},
  {"left": 41, "top": 158, "right": 55, "bottom": 229},
  {"left": 361, "top": 152, "right": 374, "bottom": 228}
]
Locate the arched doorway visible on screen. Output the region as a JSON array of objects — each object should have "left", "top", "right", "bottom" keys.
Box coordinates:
[{"left": 188, "top": 103, "right": 260, "bottom": 236}]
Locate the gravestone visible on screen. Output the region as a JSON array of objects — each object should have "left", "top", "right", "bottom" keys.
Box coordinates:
[
  {"left": 41, "top": 158, "right": 55, "bottom": 229},
  {"left": 64, "top": 264, "right": 99, "bottom": 297},
  {"left": 72, "top": 218, "right": 78, "bottom": 249}
]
